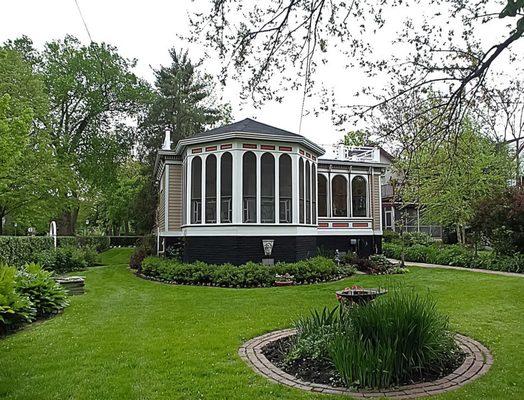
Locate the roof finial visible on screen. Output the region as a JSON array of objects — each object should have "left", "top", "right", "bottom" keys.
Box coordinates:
[{"left": 162, "top": 127, "right": 171, "bottom": 150}]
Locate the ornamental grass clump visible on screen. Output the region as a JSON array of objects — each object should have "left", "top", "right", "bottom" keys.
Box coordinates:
[{"left": 329, "top": 290, "right": 458, "bottom": 388}]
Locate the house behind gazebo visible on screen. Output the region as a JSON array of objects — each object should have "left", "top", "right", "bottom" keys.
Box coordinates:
[{"left": 154, "top": 118, "right": 390, "bottom": 265}]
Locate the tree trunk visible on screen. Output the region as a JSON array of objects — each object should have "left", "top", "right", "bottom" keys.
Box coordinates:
[
  {"left": 57, "top": 207, "right": 79, "bottom": 236},
  {"left": 0, "top": 209, "right": 4, "bottom": 235},
  {"left": 456, "top": 224, "right": 466, "bottom": 245}
]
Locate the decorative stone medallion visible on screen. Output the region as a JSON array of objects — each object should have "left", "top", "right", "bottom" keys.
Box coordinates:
[{"left": 239, "top": 329, "right": 492, "bottom": 399}]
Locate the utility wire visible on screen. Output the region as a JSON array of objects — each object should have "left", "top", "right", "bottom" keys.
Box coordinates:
[{"left": 73, "top": 0, "right": 93, "bottom": 42}]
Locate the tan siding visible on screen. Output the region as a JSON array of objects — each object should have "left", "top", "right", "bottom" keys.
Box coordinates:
[
  {"left": 371, "top": 173, "right": 381, "bottom": 231},
  {"left": 158, "top": 171, "right": 165, "bottom": 231},
  {"left": 168, "top": 164, "right": 183, "bottom": 231}
]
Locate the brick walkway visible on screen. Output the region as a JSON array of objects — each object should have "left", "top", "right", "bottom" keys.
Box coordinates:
[
  {"left": 239, "top": 329, "right": 492, "bottom": 399},
  {"left": 388, "top": 259, "right": 523, "bottom": 278}
]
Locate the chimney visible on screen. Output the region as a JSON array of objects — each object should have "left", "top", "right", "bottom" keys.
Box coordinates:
[{"left": 162, "top": 127, "right": 171, "bottom": 150}]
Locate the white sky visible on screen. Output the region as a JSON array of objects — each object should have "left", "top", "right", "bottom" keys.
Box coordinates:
[{"left": 1, "top": 0, "right": 521, "bottom": 146}]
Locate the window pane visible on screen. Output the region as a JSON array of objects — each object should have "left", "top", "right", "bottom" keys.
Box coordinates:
[
  {"left": 299, "top": 158, "right": 304, "bottom": 223},
  {"left": 205, "top": 154, "right": 217, "bottom": 223},
  {"left": 318, "top": 174, "right": 327, "bottom": 217},
  {"left": 332, "top": 175, "right": 347, "bottom": 217},
  {"left": 352, "top": 176, "right": 367, "bottom": 217},
  {"left": 279, "top": 154, "right": 292, "bottom": 223},
  {"left": 191, "top": 157, "right": 202, "bottom": 224},
  {"left": 243, "top": 152, "right": 257, "bottom": 222},
  {"left": 312, "top": 164, "right": 317, "bottom": 224},
  {"left": 220, "top": 152, "right": 232, "bottom": 223},
  {"left": 261, "top": 153, "right": 275, "bottom": 223},
  {"left": 306, "top": 161, "right": 311, "bottom": 224}
]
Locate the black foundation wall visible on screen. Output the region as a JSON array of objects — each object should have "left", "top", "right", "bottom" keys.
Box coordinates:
[{"left": 164, "top": 234, "right": 383, "bottom": 265}]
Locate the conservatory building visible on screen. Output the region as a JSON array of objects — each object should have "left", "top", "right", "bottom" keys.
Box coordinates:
[{"left": 154, "top": 118, "right": 390, "bottom": 264}]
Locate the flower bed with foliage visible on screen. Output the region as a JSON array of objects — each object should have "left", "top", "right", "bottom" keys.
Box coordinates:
[
  {"left": 139, "top": 256, "right": 355, "bottom": 288},
  {"left": 0, "top": 263, "right": 69, "bottom": 335},
  {"left": 383, "top": 242, "right": 523, "bottom": 273},
  {"left": 264, "top": 290, "right": 462, "bottom": 389},
  {"left": 33, "top": 246, "right": 99, "bottom": 274}
]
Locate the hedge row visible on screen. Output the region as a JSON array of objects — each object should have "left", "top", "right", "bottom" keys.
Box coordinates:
[
  {"left": 383, "top": 243, "right": 523, "bottom": 273},
  {"left": 141, "top": 256, "right": 355, "bottom": 287}
]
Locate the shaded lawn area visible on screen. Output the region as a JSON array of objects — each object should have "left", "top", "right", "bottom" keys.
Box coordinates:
[{"left": 0, "top": 248, "right": 522, "bottom": 399}]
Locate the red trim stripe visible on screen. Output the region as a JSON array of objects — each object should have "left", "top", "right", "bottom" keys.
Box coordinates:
[
  {"left": 306, "top": 152, "right": 311, "bottom": 158},
  {"left": 333, "top": 222, "right": 349, "bottom": 228},
  {"left": 192, "top": 148, "right": 202, "bottom": 154},
  {"left": 279, "top": 146, "right": 292, "bottom": 152},
  {"left": 243, "top": 143, "right": 257, "bottom": 149},
  {"left": 220, "top": 144, "right": 232, "bottom": 149},
  {"left": 260, "top": 145, "right": 275, "bottom": 150},
  {"left": 205, "top": 146, "right": 217, "bottom": 152},
  {"left": 318, "top": 222, "right": 329, "bottom": 228},
  {"left": 353, "top": 222, "right": 369, "bottom": 228},
  {"left": 299, "top": 149, "right": 305, "bottom": 155}
]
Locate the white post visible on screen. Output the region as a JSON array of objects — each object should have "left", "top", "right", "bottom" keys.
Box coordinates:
[
  {"left": 162, "top": 128, "right": 171, "bottom": 150},
  {"left": 256, "top": 152, "right": 261, "bottom": 224},
  {"left": 49, "top": 221, "right": 57, "bottom": 249},
  {"left": 201, "top": 154, "right": 207, "bottom": 224},
  {"left": 291, "top": 153, "right": 299, "bottom": 224},
  {"left": 233, "top": 148, "right": 243, "bottom": 224},
  {"left": 216, "top": 153, "right": 222, "bottom": 224},
  {"left": 275, "top": 155, "right": 280, "bottom": 223}
]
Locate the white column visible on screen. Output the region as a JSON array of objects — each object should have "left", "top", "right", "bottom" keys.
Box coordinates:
[
  {"left": 349, "top": 174, "right": 353, "bottom": 217},
  {"left": 256, "top": 152, "right": 261, "bottom": 224},
  {"left": 164, "top": 165, "right": 169, "bottom": 231},
  {"left": 291, "top": 153, "right": 299, "bottom": 224},
  {"left": 233, "top": 149, "right": 243, "bottom": 224},
  {"left": 275, "top": 154, "right": 280, "bottom": 223},
  {"left": 186, "top": 157, "right": 192, "bottom": 225},
  {"left": 327, "top": 172, "right": 332, "bottom": 218},
  {"left": 308, "top": 161, "right": 313, "bottom": 224},
  {"left": 314, "top": 164, "right": 318, "bottom": 224},
  {"left": 216, "top": 153, "right": 222, "bottom": 224},
  {"left": 201, "top": 154, "right": 207, "bottom": 224}
]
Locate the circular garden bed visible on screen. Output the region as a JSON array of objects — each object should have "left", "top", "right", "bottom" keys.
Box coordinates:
[{"left": 239, "top": 329, "right": 492, "bottom": 398}]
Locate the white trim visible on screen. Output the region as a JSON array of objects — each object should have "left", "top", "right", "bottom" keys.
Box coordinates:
[
  {"left": 164, "top": 165, "right": 169, "bottom": 230},
  {"left": 275, "top": 154, "right": 280, "bottom": 223},
  {"left": 256, "top": 152, "right": 261, "bottom": 223},
  {"left": 216, "top": 152, "right": 222, "bottom": 224},
  {"left": 201, "top": 154, "right": 207, "bottom": 224}
]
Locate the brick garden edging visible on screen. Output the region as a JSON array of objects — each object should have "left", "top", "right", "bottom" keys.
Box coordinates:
[{"left": 239, "top": 329, "right": 493, "bottom": 399}]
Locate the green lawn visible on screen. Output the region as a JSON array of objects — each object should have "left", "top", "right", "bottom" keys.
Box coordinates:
[{"left": 1, "top": 248, "right": 522, "bottom": 399}]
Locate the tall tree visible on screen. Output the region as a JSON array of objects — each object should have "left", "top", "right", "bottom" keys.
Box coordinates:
[
  {"left": 134, "top": 48, "right": 231, "bottom": 232},
  {"left": 35, "top": 36, "right": 151, "bottom": 235},
  {"left": 0, "top": 47, "right": 60, "bottom": 234}
]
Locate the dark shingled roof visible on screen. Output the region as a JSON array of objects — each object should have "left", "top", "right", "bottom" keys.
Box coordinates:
[{"left": 192, "top": 118, "right": 303, "bottom": 138}]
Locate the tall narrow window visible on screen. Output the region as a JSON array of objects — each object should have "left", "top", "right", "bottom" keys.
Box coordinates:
[
  {"left": 312, "top": 164, "right": 317, "bottom": 224},
  {"left": 243, "top": 152, "right": 257, "bottom": 222},
  {"left": 332, "top": 175, "right": 347, "bottom": 217},
  {"left": 261, "top": 153, "right": 275, "bottom": 223},
  {"left": 279, "top": 154, "right": 292, "bottom": 223},
  {"left": 318, "top": 174, "right": 327, "bottom": 217},
  {"left": 191, "top": 157, "right": 202, "bottom": 224},
  {"left": 299, "top": 158, "right": 304, "bottom": 223},
  {"left": 306, "top": 161, "right": 311, "bottom": 224},
  {"left": 352, "top": 176, "right": 367, "bottom": 217},
  {"left": 205, "top": 155, "right": 217, "bottom": 223},
  {"left": 220, "top": 152, "right": 232, "bottom": 223}
]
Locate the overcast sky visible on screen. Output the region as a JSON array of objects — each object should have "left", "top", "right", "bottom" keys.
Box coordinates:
[{"left": 1, "top": 0, "right": 521, "bottom": 146}]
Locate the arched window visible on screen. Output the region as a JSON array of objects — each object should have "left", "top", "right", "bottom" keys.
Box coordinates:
[
  {"left": 261, "top": 153, "right": 275, "bottom": 223},
  {"left": 243, "top": 152, "right": 257, "bottom": 222},
  {"left": 318, "top": 174, "right": 327, "bottom": 217},
  {"left": 191, "top": 156, "right": 202, "bottom": 224},
  {"left": 332, "top": 175, "right": 347, "bottom": 217},
  {"left": 352, "top": 176, "right": 367, "bottom": 217},
  {"left": 306, "top": 161, "right": 311, "bottom": 224},
  {"left": 299, "top": 158, "right": 305, "bottom": 223},
  {"left": 312, "top": 164, "right": 317, "bottom": 224},
  {"left": 279, "top": 154, "right": 292, "bottom": 223},
  {"left": 220, "top": 152, "right": 232, "bottom": 223},
  {"left": 205, "top": 155, "right": 217, "bottom": 223}
]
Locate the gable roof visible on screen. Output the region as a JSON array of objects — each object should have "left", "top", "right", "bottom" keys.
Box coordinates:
[{"left": 192, "top": 118, "right": 302, "bottom": 138}]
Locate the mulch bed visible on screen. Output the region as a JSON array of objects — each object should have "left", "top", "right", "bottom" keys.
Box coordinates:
[{"left": 262, "top": 335, "right": 465, "bottom": 389}]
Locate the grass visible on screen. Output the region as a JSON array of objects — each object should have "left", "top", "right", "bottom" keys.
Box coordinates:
[{"left": 0, "top": 248, "right": 522, "bottom": 399}]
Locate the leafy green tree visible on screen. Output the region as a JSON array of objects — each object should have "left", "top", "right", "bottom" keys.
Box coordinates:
[{"left": 0, "top": 47, "right": 61, "bottom": 235}]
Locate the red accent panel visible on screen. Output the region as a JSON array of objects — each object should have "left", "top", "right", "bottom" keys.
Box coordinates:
[
  {"left": 279, "top": 146, "right": 292, "bottom": 152},
  {"left": 220, "top": 143, "right": 233, "bottom": 149},
  {"left": 318, "top": 222, "right": 329, "bottom": 228},
  {"left": 260, "top": 145, "right": 275, "bottom": 150},
  {"left": 205, "top": 146, "right": 217, "bottom": 151},
  {"left": 333, "top": 222, "right": 349, "bottom": 228},
  {"left": 306, "top": 152, "right": 311, "bottom": 158},
  {"left": 353, "top": 222, "right": 369, "bottom": 228},
  {"left": 192, "top": 148, "right": 202, "bottom": 154},
  {"left": 243, "top": 143, "right": 257, "bottom": 149},
  {"left": 312, "top": 156, "right": 317, "bottom": 161},
  {"left": 299, "top": 149, "right": 305, "bottom": 155}
]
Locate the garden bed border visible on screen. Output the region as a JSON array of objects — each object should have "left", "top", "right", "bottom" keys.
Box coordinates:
[{"left": 239, "top": 329, "right": 492, "bottom": 399}]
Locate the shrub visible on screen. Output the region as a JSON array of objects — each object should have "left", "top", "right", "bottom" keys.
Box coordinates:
[
  {"left": 382, "top": 243, "right": 403, "bottom": 259},
  {"left": 382, "top": 230, "right": 400, "bottom": 243},
  {"left": 57, "top": 236, "right": 110, "bottom": 252},
  {"left": 15, "top": 263, "right": 69, "bottom": 317},
  {"left": 140, "top": 256, "right": 352, "bottom": 288},
  {"left": 403, "top": 232, "right": 433, "bottom": 246},
  {"left": 0, "top": 265, "right": 36, "bottom": 333},
  {"left": 33, "top": 246, "right": 98, "bottom": 274},
  {"left": 0, "top": 236, "right": 53, "bottom": 267},
  {"left": 129, "top": 236, "right": 156, "bottom": 270}
]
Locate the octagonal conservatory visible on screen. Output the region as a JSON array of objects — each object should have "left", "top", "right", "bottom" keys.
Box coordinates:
[{"left": 154, "top": 118, "right": 390, "bottom": 264}]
